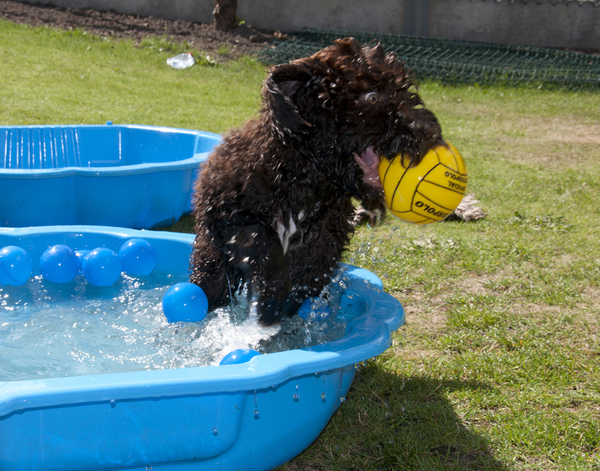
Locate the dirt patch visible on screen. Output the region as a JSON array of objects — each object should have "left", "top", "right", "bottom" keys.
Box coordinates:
[
  {"left": 480, "top": 114, "right": 600, "bottom": 167},
  {"left": 0, "top": 0, "right": 277, "bottom": 60},
  {"left": 530, "top": 119, "right": 600, "bottom": 146},
  {"left": 405, "top": 306, "right": 448, "bottom": 333}
]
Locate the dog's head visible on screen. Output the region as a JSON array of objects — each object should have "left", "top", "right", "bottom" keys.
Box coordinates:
[{"left": 263, "top": 37, "right": 444, "bottom": 212}]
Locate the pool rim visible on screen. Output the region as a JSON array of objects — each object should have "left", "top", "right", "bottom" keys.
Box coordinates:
[
  {"left": 0, "top": 123, "right": 220, "bottom": 179},
  {"left": 0, "top": 225, "right": 404, "bottom": 417}
]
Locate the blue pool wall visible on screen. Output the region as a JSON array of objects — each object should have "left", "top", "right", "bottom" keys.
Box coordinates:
[
  {"left": 0, "top": 125, "right": 221, "bottom": 228},
  {"left": 0, "top": 226, "right": 404, "bottom": 471}
]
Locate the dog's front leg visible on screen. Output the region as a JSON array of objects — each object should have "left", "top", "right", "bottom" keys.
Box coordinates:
[
  {"left": 226, "top": 225, "right": 299, "bottom": 326},
  {"left": 190, "top": 227, "right": 232, "bottom": 310}
]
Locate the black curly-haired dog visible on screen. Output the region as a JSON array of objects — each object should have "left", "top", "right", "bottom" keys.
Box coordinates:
[{"left": 191, "top": 38, "right": 444, "bottom": 325}]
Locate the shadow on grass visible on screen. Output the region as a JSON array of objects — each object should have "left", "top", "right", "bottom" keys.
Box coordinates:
[
  {"left": 163, "top": 216, "right": 507, "bottom": 470},
  {"left": 280, "top": 363, "right": 508, "bottom": 471}
]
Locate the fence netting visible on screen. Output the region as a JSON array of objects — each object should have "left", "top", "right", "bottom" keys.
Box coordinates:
[
  {"left": 469, "top": 0, "right": 599, "bottom": 6},
  {"left": 259, "top": 28, "right": 600, "bottom": 90}
]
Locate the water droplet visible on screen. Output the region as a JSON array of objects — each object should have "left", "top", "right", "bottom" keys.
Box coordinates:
[
  {"left": 109, "top": 399, "right": 116, "bottom": 408},
  {"left": 340, "top": 396, "right": 346, "bottom": 403},
  {"left": 321, "top": 392, "right": 326, "bottom": 402},
  {"left": 212, "top": 427, "right": 218, "bottom": 436},
  {"left": 146, "top": 466, "right": 153, "bottom": 471},
  {"left": 254, "top": 409, "right": 260, "bottom": 419},
  {"left": 293, "top": 393, "right": 300, "bottom": 402}
]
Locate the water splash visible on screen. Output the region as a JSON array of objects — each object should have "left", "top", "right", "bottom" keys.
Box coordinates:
[
  {"left": 0, "top": 268, "right": 358, "bottom": 381},
  {"left": 254, "top": 390, "right": 260, "bottom": 419}
]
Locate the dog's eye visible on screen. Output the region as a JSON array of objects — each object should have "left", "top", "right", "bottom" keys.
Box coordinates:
[{"left": 364, "top": 92, "right": 379, "bottom": 104}]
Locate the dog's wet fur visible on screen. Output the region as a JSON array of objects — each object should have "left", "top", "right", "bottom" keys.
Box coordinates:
[{"left": 191, "top": 38, "right": 444, "bottom": 325}]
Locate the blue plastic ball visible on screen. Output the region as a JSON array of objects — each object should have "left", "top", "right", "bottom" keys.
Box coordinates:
[
  {"left": 0, "top": 265, "right": 10, "bottom": 286},
  {"left": 40, "top": 245, "right": 79, "bottom": 284},
  {"left": 82, "top": 248, "right": 122, "bottom": 287},
  {"left": 162, "top": 282, "right": 208, "bottom": 323},
  {"left": 219, "top": 349, "right": 261, "bottom": 365},
  {"left": 0, "top": 246, "right": 33, "bottom": 286},
  {"left": 297, "top": 298, "right": 333, "bottom": 321},
  {"left": 118, "top": 238, "right": 157, "bottom": 276}
]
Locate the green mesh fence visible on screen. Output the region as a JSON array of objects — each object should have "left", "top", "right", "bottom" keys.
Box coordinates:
[
  {"left": 480, "top": 0, "right": 599, "bottom": 5},
  {"left": 259, "top": 29, "right": 600, "bottom": 90}
]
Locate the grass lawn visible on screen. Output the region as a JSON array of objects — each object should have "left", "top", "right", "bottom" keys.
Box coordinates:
[{"left": 2, "top": 19, "right": 600, "bottom": 471}]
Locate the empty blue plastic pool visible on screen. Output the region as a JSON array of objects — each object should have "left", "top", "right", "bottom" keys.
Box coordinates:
[
  {"left": 0, "top": 124, "right": 221, "bottom": 229},
  {"left": 0, "top": 226, "right": 404, "bottom": 471}
]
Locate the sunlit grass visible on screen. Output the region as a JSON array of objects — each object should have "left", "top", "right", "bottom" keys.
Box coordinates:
[
  {"left": 2, "top": 18, "right": 600, "bottom": 471},
  {"left": 0, "top": 19, "right": 264, "bottom": 131}
]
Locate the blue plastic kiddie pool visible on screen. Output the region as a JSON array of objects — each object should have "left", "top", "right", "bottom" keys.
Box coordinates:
[
  {"left": 0, "top": 226, "right": 404, "bottom": 471},
  {"left": 0, "top": 124, "right": 221, "bottom": 229}
]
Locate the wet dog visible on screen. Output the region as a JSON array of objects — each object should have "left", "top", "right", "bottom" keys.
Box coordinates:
[{"left": 190, "top": 38, "right": 444, "bottom": 325}]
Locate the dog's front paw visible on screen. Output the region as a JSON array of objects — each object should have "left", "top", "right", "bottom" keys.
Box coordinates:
[{"left": 352, "top": 205, "right": 382, "bottom": 227}]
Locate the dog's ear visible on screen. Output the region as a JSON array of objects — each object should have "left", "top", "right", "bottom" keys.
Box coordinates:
[{"left": 263, "top": 63, "right": 314, "bottom": 144}]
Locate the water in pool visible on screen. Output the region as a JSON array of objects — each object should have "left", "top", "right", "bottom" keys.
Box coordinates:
[{"left": 0, "top": 271, "right": 350, "bottom": 381}]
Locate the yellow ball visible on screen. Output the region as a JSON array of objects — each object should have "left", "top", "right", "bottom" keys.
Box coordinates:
[{"left": 378, "top": 143, "right": 468, "bottom": 225}]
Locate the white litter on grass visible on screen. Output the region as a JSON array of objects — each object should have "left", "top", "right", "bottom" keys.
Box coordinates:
[{"left": 167, "top": 53, "right": 195, "bottom": 69}]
